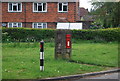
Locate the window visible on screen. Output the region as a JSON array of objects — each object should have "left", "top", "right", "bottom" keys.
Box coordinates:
[
  {"left": 33, "top": 3, "right": 47, "bottom": 12},
  {"left": 32, "top": 23, "right": 47, "bottom": 28},
  {"left": 8, "top": 23, "right": 22, "bottom": 28},
  {"left": 8, "top": 3, "right": 22, "bottom": 12},
  {"left": 58, "top": 3, "right": 68, "bottom": 12},
  {"left": 2, "top": 23, "right": 7, "bottom": 27}
]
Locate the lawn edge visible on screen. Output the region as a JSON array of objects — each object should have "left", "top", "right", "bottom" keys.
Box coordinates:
[{"left": 38, "top": 68, "right": 120, "bottom": 81}]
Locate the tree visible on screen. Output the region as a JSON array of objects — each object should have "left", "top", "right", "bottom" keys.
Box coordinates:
[{"left": 90, "top": 1, "right": 120, "bottom": 28}]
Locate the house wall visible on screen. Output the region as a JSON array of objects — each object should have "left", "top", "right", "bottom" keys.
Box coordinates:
[
  {"left": 0, "top": 3, "right": 2, "bottom": 27},
  {"left": 75, "top": 1, "right": 80, "bottom": 21},
  {"left": 47, "top": 22, "right": 56, "bottom": 29},
  {"left": 2, "top": 2, "right": 79, "bottom": 28},
  {"left": 25, "top": 22, "right": 56, "bottom": 28},
  {"left": 2, "top": 2, "right": 25, "bottom": 22}
]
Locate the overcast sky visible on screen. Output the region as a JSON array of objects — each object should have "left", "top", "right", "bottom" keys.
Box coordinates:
[{"left": 80, "top": 0, "right": 92, "bottom": 11}]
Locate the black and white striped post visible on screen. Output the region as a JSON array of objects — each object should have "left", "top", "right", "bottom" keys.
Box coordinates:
[{"left": 40, "top": 40, "right": 44, "bottom": 71}]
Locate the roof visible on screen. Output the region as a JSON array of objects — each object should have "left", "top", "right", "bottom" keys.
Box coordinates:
[
  {"left": 79, "top": 7, "right": 89, "bottom": 17},
  {"left": 1, "top": 0, "right": 79, "bottom": 2},
  {"left": 76, "top": 7, "right": 95, "bottom": 22},
  {"left": 81, "top": 15, "right": 95, "bottom": 21}
]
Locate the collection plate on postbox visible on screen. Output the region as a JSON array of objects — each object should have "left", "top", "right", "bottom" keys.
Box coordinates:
[{"left": 66, "top": 34, "right": 71, "bottom": 49}]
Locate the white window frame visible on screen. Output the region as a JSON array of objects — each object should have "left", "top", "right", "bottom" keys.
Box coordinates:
[
  {"left": 33, "top": 3, "right": 47, "bottom": 12},
  {"left": 32, "top": 23, "right": 47, "bottom": 29},
  {"left": 8, "top": 22, "right": 22, "bottom": 28},
  {"left": 58, "top": 2, "right": 68, "bottom": 12},
  {"left": 8, "top": 3, "right": 22, "bottom": 12}
]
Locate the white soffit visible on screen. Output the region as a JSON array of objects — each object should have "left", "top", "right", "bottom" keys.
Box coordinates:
[{"left": 1, "top": 0, "right": 79, "bottom": 2}]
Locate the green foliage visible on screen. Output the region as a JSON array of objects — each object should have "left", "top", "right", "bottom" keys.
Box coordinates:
[
  {"left": 72, "top": 28, "right": 119, "bottom": 42},
  {"left": 90, "top": 21, "right": 104, "bottom": 29},
  {"left": 2, "top": 28, "right": 119, "bottom": 42},
  {"left": 2, "top": 28, "right": 55, "bottom": 42},
  {"left": 90, "top": 2, "right": 120, "bottom": 28}
]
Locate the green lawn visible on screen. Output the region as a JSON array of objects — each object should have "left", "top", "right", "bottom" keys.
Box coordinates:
[
  {"left": 72, "top": 41, "right": 118, "bottom": 67},
  {"left": 2, "top": 41, "right": 118, "bottom": 79}
]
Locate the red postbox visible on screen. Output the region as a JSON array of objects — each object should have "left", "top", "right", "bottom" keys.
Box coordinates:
[{"left": 66, "top": 34, "right": 71, "bottom": 48}]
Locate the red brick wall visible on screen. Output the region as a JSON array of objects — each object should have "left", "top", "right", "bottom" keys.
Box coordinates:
[
  {"left": 25, "top": 22, "right": 56, "bottom": 28},
  {"left": 75, "top": 2, "right": 80, "bottom": 21},
  {"left": 26, "top": 23, "right": 32, "bottom": 28},
  {"left": 47, "top": 22, "right": 56, "bottom": 29},
  {"left": 2, "top": 2, "right": 25, "bottom": 22},
  {"left": 0, "top": 3, "right": 2, "bottom": 27},
  {"left": 23, "top": 22, "right": 56, "bottom": 28},
  {"left": 2, "top": 2, "right": 77, "bottom": 23},
  {"left": 23, "top": 22, "right": 32, "bottom": 28}
]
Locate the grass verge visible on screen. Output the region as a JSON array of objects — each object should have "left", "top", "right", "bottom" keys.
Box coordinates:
[{"left": 2, "top": 41, "right": 118, "bottom": 79}]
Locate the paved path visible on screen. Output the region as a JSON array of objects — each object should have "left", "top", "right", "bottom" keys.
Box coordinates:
[{"left": 74, "top": 72, "right": 119, "bottom": 81}]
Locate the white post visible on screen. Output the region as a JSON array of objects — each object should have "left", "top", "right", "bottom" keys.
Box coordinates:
[{"left": 40, "top": 40, "right": 44, "bottom": 71}]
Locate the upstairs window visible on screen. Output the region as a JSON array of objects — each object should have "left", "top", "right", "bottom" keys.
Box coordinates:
[
  {"left": 58, "top": 3, "right": 68, "bottom": 12},
  {"left": 32, "top": 23, "right": 47, "bottom": 29},
  {"left": 8, "top": 22, "right": 22, "bottom": 28},
  {"left": 8, "top": 3, "right": 22, "bottom": 12},
  {"left": 33, "top": 3, "right": 47, "bottom": 12}
]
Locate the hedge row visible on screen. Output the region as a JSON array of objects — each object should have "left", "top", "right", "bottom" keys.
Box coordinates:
[
  {"left": 2, "top": 28, "right": 55, "bottom": 42},
  {"left": 1, "top": 28, "right": 119, "bottom": 42},
  {"left": 72, "top": 28, "right": 119, "bottom": 42}
]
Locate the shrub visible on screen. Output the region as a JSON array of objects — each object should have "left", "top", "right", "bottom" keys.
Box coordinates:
[
  {"left": 2, "top": 28, "right": 119, "bottom": 42},
  {"left": 2, "top": 28, "right": 55, "bottom": 42},
  {"left": 72, "top": 28, "right": 119, "bottom": 42}
]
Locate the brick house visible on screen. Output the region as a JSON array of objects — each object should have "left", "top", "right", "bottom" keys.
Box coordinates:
[
  {"left": 77, "top": 7, "right": 94, "bottom": 29},
  {"left": 1, "top": 0, "right": 80, "bottom": 29}
]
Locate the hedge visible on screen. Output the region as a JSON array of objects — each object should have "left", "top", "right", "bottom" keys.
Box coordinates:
[
  {"left": 2, "top": 28, "right": 55, "bottom": 42},
  {"left": 1, "top": 28, "right": 119, "bottom": 42},
  {"left": 72, "top": 28, "right": 119, "bottom": 42}
]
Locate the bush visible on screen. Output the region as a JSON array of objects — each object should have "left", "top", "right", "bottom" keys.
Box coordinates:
[
  {"left": 72, "top": 28, "right": 119, "bottom": 42},
  {"left": 2, "top": 28, "right": 55, "bottom": 42},
  {"left": 2, "top": 28, "right": 119, "bottom": 42}
]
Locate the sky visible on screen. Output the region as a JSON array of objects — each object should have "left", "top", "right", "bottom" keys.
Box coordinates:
[{"left": 80, "top": 0, "right": 93, "bottom": 11}]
